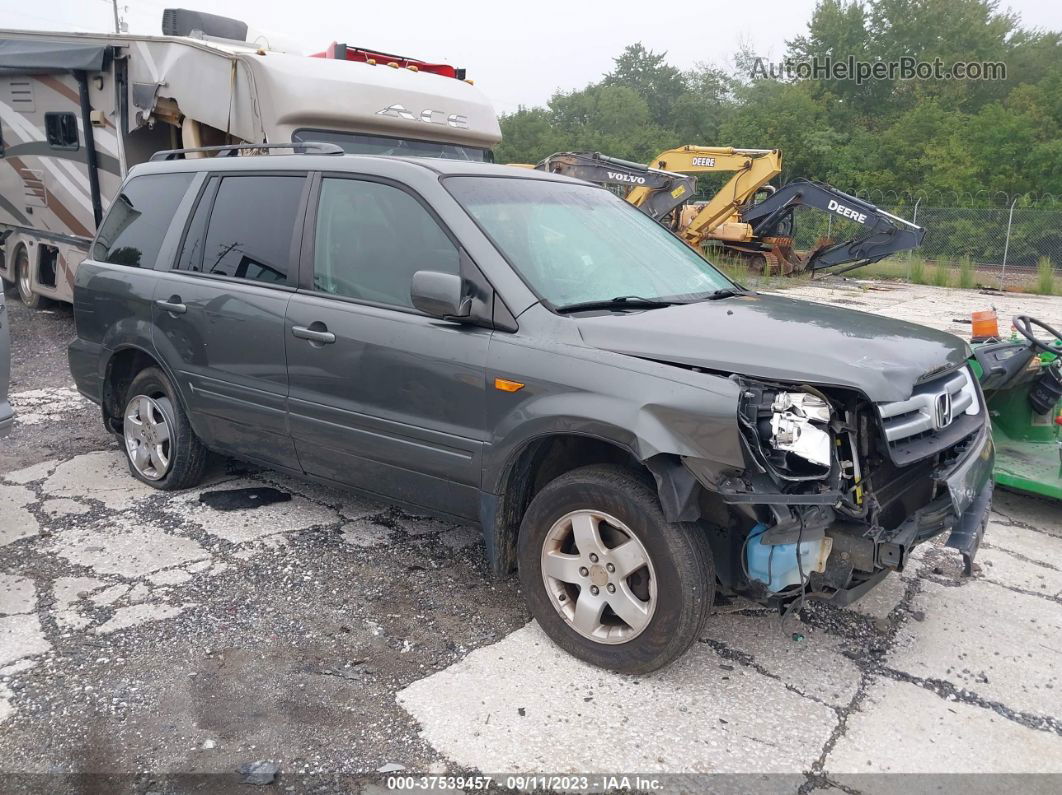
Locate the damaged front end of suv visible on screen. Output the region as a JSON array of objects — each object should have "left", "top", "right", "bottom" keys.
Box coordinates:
[{"left": 676, "top": 365, "right": 994, "bottom": 610}]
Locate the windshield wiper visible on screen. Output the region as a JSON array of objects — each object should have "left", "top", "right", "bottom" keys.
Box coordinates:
[
  {"left": 703, "top": 287, "right": 745, "bottom": 300},
  {"left": 555, "top": 295, "right": 677, "bottom": 314}
]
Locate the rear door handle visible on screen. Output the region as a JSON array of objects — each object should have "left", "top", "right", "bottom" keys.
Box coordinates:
[
  {"left": 155, "top": 297, "right": 187, "bottom": 315},
  {"left": 291, "top": 325, "right": 336, "bottom": 345}
]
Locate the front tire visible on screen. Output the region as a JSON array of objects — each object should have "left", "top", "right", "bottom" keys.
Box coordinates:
[
  {"left": 517, "top": 464, "right": 715, "bottom": 674},
  {"left": 122, "top": 367, "right": 207, "bottom": 490}
]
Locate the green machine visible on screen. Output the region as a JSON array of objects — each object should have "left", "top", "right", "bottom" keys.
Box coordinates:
[{"left": 970, "top": 315, "right": 1062, "bottom": 500}]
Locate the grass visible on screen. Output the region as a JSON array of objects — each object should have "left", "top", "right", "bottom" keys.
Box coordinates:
[
  {"left": 959, "top": 256, "right": 976, "bottom": 289},
  {"left": 910, "top": 255, "right": 927, "bottom": 285},
  {"left": 931, "top": 260, "right": 952, "bottom": 287},
  {"left": 1036, "top": 256, "right": 1057, "bottom": 296}
]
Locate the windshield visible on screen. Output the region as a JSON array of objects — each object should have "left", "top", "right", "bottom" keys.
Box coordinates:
[
  {"left": 292, "top": 129, "right": 490, "bottom": 161},
  {"left": 445, "top": 177, "right": 734, "bottom": 308}
]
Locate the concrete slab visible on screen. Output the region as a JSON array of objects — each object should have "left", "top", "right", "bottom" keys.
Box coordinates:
[
  {"left": 341, "top": 519, "right": 394, "bottom": 549},
  {"left": 2, "top": 460, "right": 57, "bottom": 485},
  {"left": 40, "top": 498, "right": 90, "bottom": 518},
  {"left": 51, "top": 516, "right": 211, "bottom": 578},
  {"left": 398, "top": 622, "right": 838, "bottom": 774},
  {"left": 827, "top": 679, "right": 1062, "bottom": 774},
  {"left": 983, "top": 517, "right": 1062, "bottom": 571},
  {"left": 977, "top": 547, "right": 1062, "bottom": 596},
  {"left": 0, "top": 575, "right": 36, "bottom": 616},
  {"left": 889, "top": 579, "right": 1062, "bottom": 717},
  {"left": 846, "top": 573, "right": 907, "bottom": 621},
  {"left": 0, "top": 614, "right": 50, "bottom": 667},
  {"left": 772, "top": 282, "right": 1062, "bottom": 341},
  {"left": 7, "top": 387, "right": 89, "bottom": 426},
  {"left": 146, "top": 569, "right": 194, "bottom": 587},
  {"left": 0, "top": 484, "right": 39, "bottom": 548},
  {"left": 94, "top": 603, "right": 186, "bottom": 634},
  {"left": 702, "top": 613, "right": 861, "bottom": 707},
  {"left": 165, "top": 478, "right": 339, "bottom": 543},
  {"left": 43, "top": 451, "right": 156, "bottom": 511},
  {"left": 992, "top": 492, "right": 1062, "bottom": 541}
]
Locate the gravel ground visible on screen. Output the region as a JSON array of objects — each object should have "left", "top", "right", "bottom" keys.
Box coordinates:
[{"left": 1, "top": 282, "right": 1061, "bottom": 793}]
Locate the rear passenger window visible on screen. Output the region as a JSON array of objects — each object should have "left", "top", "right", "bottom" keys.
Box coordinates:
[
  {"left": 313, "top": 178, "right": 459, "bottom": 308},
  {"left": 185, "top": 175, "right": 304, "bottom": 284},
  {"left": 93, "top": 173, "right": 194, "bottom": 268}
]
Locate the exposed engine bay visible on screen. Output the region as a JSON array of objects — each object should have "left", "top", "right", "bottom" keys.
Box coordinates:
[{"left": 688, "top": 368, "right": 993, "bottom": 607}]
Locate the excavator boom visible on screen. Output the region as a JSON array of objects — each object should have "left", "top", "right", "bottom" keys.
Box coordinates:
[
  {"left": 741, "top": 179, "right": 925, "bottom": 272},
  {"left": 630, "top": 146, "right": 783, "bottom": 245},
  {"left": 536, "top": 152, "right": 696, "bottom": 221}
]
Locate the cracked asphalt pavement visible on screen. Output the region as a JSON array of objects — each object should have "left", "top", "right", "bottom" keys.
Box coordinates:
[{"left": 1, "top": 285, "right": 1061, "bottom": 792}]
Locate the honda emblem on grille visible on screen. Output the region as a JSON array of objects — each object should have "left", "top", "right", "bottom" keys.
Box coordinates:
[{"left": 934, "top": 391, "right": 953, "bottom": 429}]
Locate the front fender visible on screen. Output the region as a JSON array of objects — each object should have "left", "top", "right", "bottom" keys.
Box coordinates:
[{"left": 483, "top": 335, "right": 745, "bottom": 493}]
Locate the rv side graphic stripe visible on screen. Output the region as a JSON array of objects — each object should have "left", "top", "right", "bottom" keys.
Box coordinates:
[
  {"left": 35, "top": 75, "right": 79, "bottom": 105},
  {"left": 33, "top": 76, "right": 119, "bottom": 157},
  {"left": 2, "top": 142, "right": 121, "bottom": 177},
  {"left": 0, "top": 99, "right": 95, "bottom": 214},
  {"left": 0, "top": 194, "right": 31, "bottom": 227},
  {"left": 5, "top": 157, "right": 93, "bottom": 238}
]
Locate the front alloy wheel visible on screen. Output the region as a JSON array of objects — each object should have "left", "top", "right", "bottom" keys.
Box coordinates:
[
  {"left": 541, "top": 509, "right": 657, "bottom": 643},
  {"left": 123, "top": 394, "right": 173, "bottom": 480},
  {"left": 518, "top": 464, "right": 715, "bottom": 673}
]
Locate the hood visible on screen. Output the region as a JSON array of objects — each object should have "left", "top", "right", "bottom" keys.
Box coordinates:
[{"left": 575, "top": 293, "right": 970, "bottom": 403}]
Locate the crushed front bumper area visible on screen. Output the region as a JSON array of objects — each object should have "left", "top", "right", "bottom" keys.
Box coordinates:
[{"left": 685, "top": 419, "right": 995, "bottom": 601}]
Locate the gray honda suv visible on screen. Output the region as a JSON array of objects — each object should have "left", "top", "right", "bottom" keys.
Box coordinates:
[{"left": 69, "top": 145, "right": 993, "bottom": 673}]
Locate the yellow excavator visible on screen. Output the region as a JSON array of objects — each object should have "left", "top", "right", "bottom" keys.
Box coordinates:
[{"left": 536, "top": 146, "right": 924, "bottom": 274}]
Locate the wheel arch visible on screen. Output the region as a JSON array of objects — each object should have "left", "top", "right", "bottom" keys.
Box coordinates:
[
  {"left": 481, "top": 431, "right": 658, "bottom": 578},
  {"left": 101, "top": 345, "right": 191, "bottom": 436}
]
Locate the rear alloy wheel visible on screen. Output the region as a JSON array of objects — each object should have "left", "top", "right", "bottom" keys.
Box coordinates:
[
  {"left": 15, "top": 247, "right": 42, "bottom": 309},
  {"left": 124, "top": 394, "right": 173, "bottom": 481},
  {"left": 518, "top": 464, "right": 715, "bottom": 673},
  {"left": 121, "top": 367, "right": 207, "bottom": 490}
]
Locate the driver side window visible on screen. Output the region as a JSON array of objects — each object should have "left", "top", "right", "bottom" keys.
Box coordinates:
[{"left": 313, "top": 178, "right": 460, "bottom": 308}]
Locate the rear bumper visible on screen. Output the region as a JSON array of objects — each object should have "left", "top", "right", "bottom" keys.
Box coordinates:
[{"left": 67, "top": 338, "right": 103, "bottom": 404}]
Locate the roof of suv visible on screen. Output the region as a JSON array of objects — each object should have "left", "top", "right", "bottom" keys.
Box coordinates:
[{"left": 130, "top": 153, "right": 581, "bottom": 184}]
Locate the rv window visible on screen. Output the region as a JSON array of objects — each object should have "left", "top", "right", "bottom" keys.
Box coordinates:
[
  {"left": 312, "top": 177, "right": 459, "bottom": 308},
  {"left": 194, "top": 175, "right": 304, "bottom": 285},
  {"left": 44, "top": 113, "right": 79, "bottom": 150},
  {"left": 292, "top": 129, "right": 491, "bottom": 162},
  {"left": 93, "top": 173, "right": 194, "bottom": 268}
]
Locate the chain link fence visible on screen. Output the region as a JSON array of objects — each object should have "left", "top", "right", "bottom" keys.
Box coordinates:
[{"left": 788, "top": 191, "right": 1062, "bottom": 287}]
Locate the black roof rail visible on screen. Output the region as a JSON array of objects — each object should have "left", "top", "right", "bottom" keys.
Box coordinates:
[{"left": 149, "top": 141, "right": 344, "bottom": 162}]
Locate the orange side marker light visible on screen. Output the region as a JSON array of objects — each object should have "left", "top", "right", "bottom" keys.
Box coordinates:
[{"left": 494, "top": 378, "right": 525, "bottom": 393}]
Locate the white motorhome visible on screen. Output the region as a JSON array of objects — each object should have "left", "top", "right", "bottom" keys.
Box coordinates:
[{"left": 0, "top": 8, "right": 500, "bottom": 307}]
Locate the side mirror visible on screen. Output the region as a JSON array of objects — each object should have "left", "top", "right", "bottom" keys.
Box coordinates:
[{"left": 410, "top": 270, "right": 471, "bottom": 319}]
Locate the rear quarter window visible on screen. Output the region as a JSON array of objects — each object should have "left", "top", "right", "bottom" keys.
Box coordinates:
[{"left": 93, "top": 173, "right": 194, "bottom": 268}]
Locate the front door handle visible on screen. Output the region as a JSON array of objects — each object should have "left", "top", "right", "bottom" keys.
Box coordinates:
[
  {"left": 155, "top": 297, "right": 187, "bottom": 315},
  {"left": 292, "top": 324, "right": 336, "bottom": 345}
]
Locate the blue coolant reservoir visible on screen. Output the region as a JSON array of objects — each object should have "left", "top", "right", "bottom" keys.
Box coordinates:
[{"left": 746, "top": 523, "right": 833, "bottom": 592}]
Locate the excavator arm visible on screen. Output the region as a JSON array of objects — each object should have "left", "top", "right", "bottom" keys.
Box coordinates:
[
  {"left": 630, "top": 146, "right": 783, "bottom": 246},
  {"left": 741, "top": 179, "right": 925, "bottom": 272},
  {"left": 536, "top": 152, "right": 696, "bottom": 221}
]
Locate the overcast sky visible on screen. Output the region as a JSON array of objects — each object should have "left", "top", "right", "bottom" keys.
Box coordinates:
[{"left": 3, "top": 0, "right": 1060, "bottom": 114}]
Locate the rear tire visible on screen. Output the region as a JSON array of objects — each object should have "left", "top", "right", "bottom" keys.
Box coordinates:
[
  {"left": 517, "top": 464, "right": 715, "bottom": 674},
  {"left": 121, "top": 367, "right": 207, "bottom": 490}
]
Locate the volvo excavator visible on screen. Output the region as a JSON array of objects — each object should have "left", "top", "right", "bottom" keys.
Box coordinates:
[{"left": 535, "top": 146, "right": 924, "bottom": 274}]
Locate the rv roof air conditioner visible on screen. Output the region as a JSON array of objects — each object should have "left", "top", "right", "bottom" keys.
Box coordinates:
[{"left": 161, "top": 9, "right": 249, "bottom": 42}]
